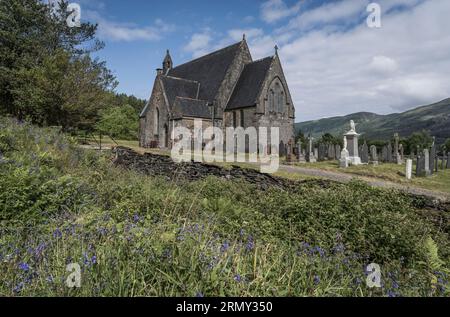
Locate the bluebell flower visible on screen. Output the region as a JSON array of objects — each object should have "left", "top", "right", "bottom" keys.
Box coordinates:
[
  {"left": 13, "top": 282, "right": 24, "bottom": 294},
  {"left": 53, "top": 228, "right": 62, "bottom": 239},
  {"left": 220, "top": 241, "right": 230, "bottom": 253},
  {"left": 196, "top": 292, "right": 204, "bottom": 297},
  {"left": 234, "top": 274, "right": 242, "bottom": 282},
  {"left": 313, "top": 275, "right": 320, "bottom": 285},
  {"left": 133, "top": 214, "right": 140, "bottom": 223},
  {"left": 91, "top": 255, "right": 97, "bottom": 264},
  {"left": 18, "top": 262, "right": 30, "bottom": 271},
  {"left": 387, "top": 290, "right": 397, "bottom": 297}
]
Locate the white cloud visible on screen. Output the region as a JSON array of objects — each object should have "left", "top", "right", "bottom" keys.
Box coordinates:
[
  {"left": 260, "top": 0, "right": 302, "bottom": 24},
  {"left": 84, "top": 10, "right": 175, "bottom": 42},
  {"left": 183, "top": 30, "right": 213, "bottom": 58},
  {"left": 266, "top": 0, "right": 450, "bottom": 120},
  {"left": 369, "top": 56, "right": 398, "bottom": 75},
  {"left": 283, "top": 0, "right": 368, "bottom": 31},
  {"left": 182, "top": 0, "right": 450, "bottom": 121}
]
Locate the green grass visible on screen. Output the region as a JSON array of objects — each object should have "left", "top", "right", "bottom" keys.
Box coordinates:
[{"left": 2, "top": 117, "right": 448, "bottom": 297}]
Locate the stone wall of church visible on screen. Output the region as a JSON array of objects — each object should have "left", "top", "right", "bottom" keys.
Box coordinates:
[{"left": 140, "top": 76, "right": 170, "bottom": 148}]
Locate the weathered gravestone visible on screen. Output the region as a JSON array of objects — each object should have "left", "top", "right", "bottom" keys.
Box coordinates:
[
  {"left": 314, "top": 148, "right": 318, "bottom": 161},
  {"left": 306, "top": 135, "right": 316, "bottom": 163},
  {"left": 416, "top": 153, "right": 425, "bottom": 177},
  {"left": 424, "top": 149, "right": 430, "bottom": 176},
  {"left": 318, "top": 143, "right": 326, "bottom": 161},
  {"left": 447, "top": 152, "right": 450, "bottom": 169},
  {"left": 406, "top": 159, "right": 412, "bottom": 180},
  {"left": 370, "top": 145, "right": 378, "bottom": 164},
  {"left": 335, "top": 145, "right": 341, "bottom": 160},
  {"left": 328, "top": 144, "right": 335, "bottom": 160},
  {"left": 429, "top": 143, "right": 436, "bottom": 175},
  {"left": 361, "top": 142, "right": 369, "bottom": 164},
  {"left": 387, "top": 142, "right": 393, "bottom": 163},
  {"left": 382, "top": 146, "right": 388, "bottom": 162},
  {"left": 399, "top": 143, "right": 404, "bottom": 162}
]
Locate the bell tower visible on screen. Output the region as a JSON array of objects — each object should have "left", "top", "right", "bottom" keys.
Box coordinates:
[{"left": 162, "top": 49, "right": 172, "bottom": 74}]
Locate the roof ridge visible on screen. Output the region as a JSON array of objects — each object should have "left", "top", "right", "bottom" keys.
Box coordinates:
[
  {"left": 175, "top": 96, "right": 208, "bottom": 102},
  {"left": 163, "top": 75, "right": 199, "bottom": 84},
  {"left": 249, "top": 55, "right": 274, "bottom": 64},
  {"left": 170, "top": 41, "right": 242, "bottom": 70}
]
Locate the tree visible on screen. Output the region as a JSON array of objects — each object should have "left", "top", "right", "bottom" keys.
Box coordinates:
[
  {"left": 406, "top": 130, "right": 433, "bottom": 154},
  {"left": 319, "top": 133, "right": 341, "bottom": 145},
  {"left": 444, "top": 139, "right": 450, "bottom": 153},
  {"left": 96, "top": 105, "right": 139, "bottom": 140},
  {"left": 0, "top": 0, "right": 116, "bottom": 130}
]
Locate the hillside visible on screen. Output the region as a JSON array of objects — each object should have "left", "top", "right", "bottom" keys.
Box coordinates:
[{"left": 296, "top": 98, "right": 450, "bottom": 142}]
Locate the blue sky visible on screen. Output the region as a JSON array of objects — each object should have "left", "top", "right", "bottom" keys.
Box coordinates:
[{"left": 73, "top": 0, "right": 450, "bottom": 121}]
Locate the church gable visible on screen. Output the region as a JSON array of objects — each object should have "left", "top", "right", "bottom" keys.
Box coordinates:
[
  {"left": 226, "top": 56, "right": 273, "bottom": 110},
  {"left": 256, "top": 54, "right": 295, "bottom": 119}
]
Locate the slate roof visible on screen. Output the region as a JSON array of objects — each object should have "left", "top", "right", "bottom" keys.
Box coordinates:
[
  {"left": 167, "top": 42, "right": 242, "bottom": 101},
  {"left": 160, "top": 76, "right": 199, "bottom": 108},
  {"left": 226, "top": 56, "right": 273, "bottom": 110},
  {"left": 172, "top": 97, "right": 212, "bottom": 119}
]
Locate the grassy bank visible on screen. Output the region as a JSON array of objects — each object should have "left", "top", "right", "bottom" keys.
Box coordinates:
[{"left": 1, "top": 117, "right": 449, "bottom": 296}]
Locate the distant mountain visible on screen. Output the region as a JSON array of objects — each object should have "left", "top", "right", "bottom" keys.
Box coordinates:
[{"left": 295, "top": 98, "right": 450, "bottom": 143}]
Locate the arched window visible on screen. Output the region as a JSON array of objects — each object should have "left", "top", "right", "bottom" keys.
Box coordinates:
[
  {"left": 154, "top": 107, "right": 160, "bottom": 135},
  {"left": 267, "top": 78, "right": 286, "bottom": 114}
]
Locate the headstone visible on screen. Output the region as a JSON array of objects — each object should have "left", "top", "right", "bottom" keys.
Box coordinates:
[
  {"left": 296, "top": 140, "right": 305, "bottom": 162},
  {"left": 424, "top": 149, "right": 430, "bottom": 176},
  {"left": 447, "top": 152, "right": 450, "bottom": 169},
  {"left": 306, "top": 134, "right": 316, "bottom": 163},
  {"left": 370, "top": 145, "right": 378, "bottom": 162},
  {"left": 328, "top": 144, "right": 335, "bottom": 160},
  {"left": 314, "top": 147, "right": 318, "bottom": 160},
  {"left": 394, "top": 133, "right": 402, "bottom": 164},
  {"left": 399, "top": 143, "right": 404, "bottom": 161},
  {"left": 429, "top": 143, "right": 436, "bottom": 174},
  {"left": 382, "top": 146, "right": 388, "bottom": 162},
  {"left": 387, "top": 142, "right": 393, "bottom": 163},
  {"left": 279, "top": 141, "right": 285, "bottom": 157},
  {"left": 317, "top": 143, "right": 323, "bottom": 161},
  {"left": 406, "top": 159, "right": 412, "bottom": 180},
  {"left": 361, "top": 142, "right": 369, "bottom": 164},
  {"left": 335, "top": 145, "right": 341, "bottom": 160},
  {"left": 416, "top": 154, "right": 425, "bottom": 177}
]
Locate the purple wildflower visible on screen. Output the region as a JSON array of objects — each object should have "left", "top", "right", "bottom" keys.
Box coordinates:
[
  {"left": 18, "top": 262, "right": 30, "bottom": 271},
  {"left": 53, "top": 228, "right": 62, "bottom": 239},
  {"left": 220, "top": 241, "right": 230, "bottom": 253},
  {"left": 234, "top": 274, "right": 242, "bottom": 282},
  {"left": 313, "top": 275, "right": 320, "bottom": 285}
]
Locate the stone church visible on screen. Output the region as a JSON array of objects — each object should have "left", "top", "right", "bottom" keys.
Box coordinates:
[{"left": 139, "top": 36, "right": 295, "bottom": 152}]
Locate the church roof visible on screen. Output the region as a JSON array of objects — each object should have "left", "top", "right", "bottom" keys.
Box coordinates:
[
  {"left": 167, "top": 42, "right": 242, "bottom": 101},
  {"left": 160, "top": 76, "right": 199, "bottom": 108},
  {"left": 226, "top": 56, "right": 273, "bottom": 110},
  {"left": 172, "top": 97, "right": 211, "bottom": 119}
]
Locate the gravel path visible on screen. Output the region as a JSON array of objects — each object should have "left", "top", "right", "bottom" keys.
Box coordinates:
[{"left": 279, "top": 164, "right": 450, "bottom": 202}]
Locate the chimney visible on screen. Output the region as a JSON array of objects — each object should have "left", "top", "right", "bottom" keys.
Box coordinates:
[{"left": 156, "top": 68, "right": 163, "bottom": 75}]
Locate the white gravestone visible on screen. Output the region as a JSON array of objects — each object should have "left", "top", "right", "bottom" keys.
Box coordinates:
[{"left": 406, "top": 159, "right": 412, "bottom": 180}]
